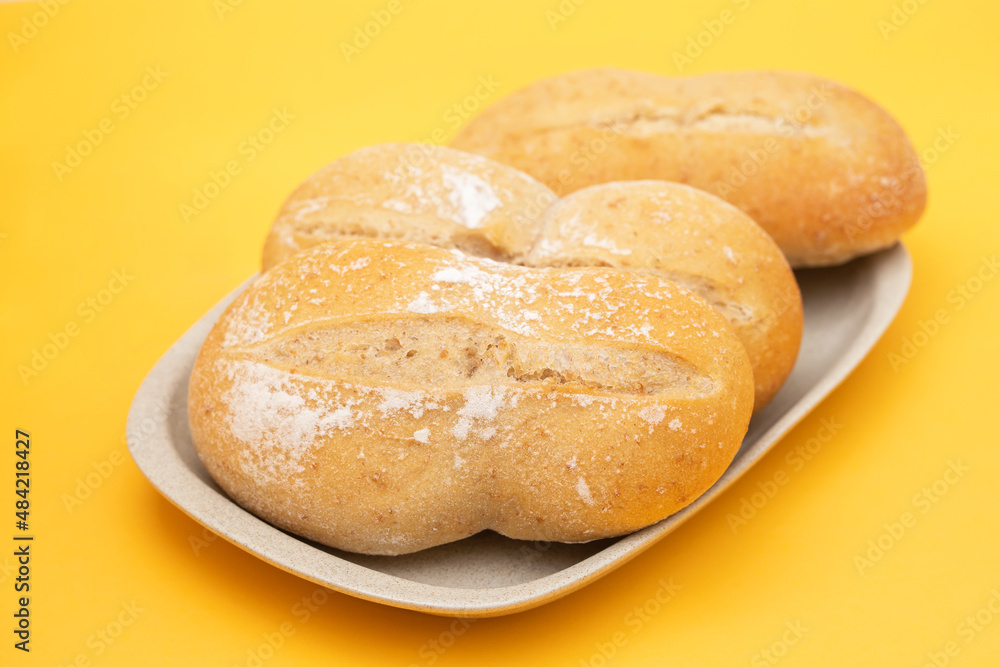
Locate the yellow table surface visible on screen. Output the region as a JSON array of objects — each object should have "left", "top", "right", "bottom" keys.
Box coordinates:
[{"left": 3, "top": 0, "right": 999, "bottom": 664}]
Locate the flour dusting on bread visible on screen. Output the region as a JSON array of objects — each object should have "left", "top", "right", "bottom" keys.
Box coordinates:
[
  {"left": 189, "top": 239, "right": 755, "bottom": 554},
  {"left": 223, "top": 360, "right": 355, "bottom": 484},
  {"left": 262, "top": 143, "right": 557, "bottom": 268},
  {"left": 440, "top": 164, "right": 502, "bottom": 228}
]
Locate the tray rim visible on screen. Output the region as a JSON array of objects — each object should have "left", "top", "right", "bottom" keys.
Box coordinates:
[{"left": 126, "top": 244, "right": 912, "bottom": 617}]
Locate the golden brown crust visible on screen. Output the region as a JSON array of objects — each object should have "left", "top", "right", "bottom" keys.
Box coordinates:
[
  {"left": 451, "top": 69, "right": 927, "bottom": 267},
  {"left": 262, "top": 143, "right": 557, "bottom": 270},
  {"left": 527, "top": 180, "right": 802, "bottom": 411},
  {"left": 189, "top": 240, "right": 754, "bottom": 555}
]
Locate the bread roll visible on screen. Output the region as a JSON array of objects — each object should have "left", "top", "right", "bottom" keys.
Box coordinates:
[
  {"left": 189, "top": 240, "right": 753, "bottom": 555},
  {"left": 262, "top": 143, "right": 557, "bottom": 270},
  {"left": 527, "top": 180, "right": 802, "bottom": 411},
  {"left": 451, "top": 69, "right": 927, "bottom": 267}
]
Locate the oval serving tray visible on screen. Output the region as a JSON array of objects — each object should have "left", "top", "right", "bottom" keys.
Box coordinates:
[{"left": 127, "top": 244, "right": 911, "bottom": 617}]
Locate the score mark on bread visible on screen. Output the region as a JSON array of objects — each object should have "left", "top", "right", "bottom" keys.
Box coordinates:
[
  {"left": 262, "top": 144, "right": 557, "bottom": 269},
  {"left": 451, "top": 69, "right": 926, "bottom": 267},
  {"left": 189, "top": 240, "right": 754, "bottom": 555}
]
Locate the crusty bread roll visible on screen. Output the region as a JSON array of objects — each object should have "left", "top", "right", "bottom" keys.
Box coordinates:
[
  {"left": 451, "top": 69, "right": 927, "bottom": 267},
  {"left": 262, "top": 143, "right": 557, "bottom": 270},
  {"left": 189, "top": 240, "right": 753, "bottom": 555},
  {"left": 527, "top": 181, "right": 802, "bottom": 412}
]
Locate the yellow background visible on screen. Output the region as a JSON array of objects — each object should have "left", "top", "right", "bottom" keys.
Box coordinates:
[{"left": 2, "top": 0, "right": 999, "bottom": 664}]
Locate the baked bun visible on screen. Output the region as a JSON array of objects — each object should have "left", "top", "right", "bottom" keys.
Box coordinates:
[
  {"left": 262, "top": 143, "right": 557, "bottom": 270},
  {"left": 188, "top": 240, "right": 754, "bottom": 555},
  {"left": 527, "top": 180, "right": 802, "bottom": 411},
  {"left": 451, "top": 69, "right": 926, "bottom": 267}
]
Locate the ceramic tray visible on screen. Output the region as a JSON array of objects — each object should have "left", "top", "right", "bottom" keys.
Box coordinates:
[{"left": 127, "top": 244, "right": 911, "bottom": 617}]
